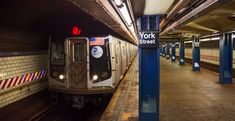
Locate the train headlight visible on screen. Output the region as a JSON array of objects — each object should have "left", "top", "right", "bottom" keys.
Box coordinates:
[
  {"left": 92, "top": 75, "right": 98, "bottom": 81},
  {"left": 59, "top": 74, "right": 65, "bottom": 80}
]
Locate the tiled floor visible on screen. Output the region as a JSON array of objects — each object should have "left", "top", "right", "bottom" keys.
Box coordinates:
[
  {"left": 160, "top": 58, "right": 235, "bottom": 121},
  {"left": 100, "top": 56, "right": 235, "bottom": 121}
]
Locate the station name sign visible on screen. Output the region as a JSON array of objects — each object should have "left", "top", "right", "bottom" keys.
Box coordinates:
[{"left": 139, "top": 31, "right": 159, "bottom": 48}]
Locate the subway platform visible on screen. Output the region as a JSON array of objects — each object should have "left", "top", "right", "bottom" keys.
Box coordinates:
[
  {"left": 100, "top": 56, "right": 235, "bottom": 121},
  {"left": 160, "top": 58, "right": 235, "bottom": 121},
  {"left": 100, "top": 56, "right": 138, "bottom": 121}
]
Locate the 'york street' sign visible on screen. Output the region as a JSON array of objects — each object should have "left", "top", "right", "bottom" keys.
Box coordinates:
[{"left": 139, "top": 31, "right": 159, "bottom": 48}]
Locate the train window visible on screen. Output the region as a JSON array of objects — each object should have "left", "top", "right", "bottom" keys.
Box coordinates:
[
  {"left": 51, "top": 42, "right": 65, "bottom": 65},
  {"left": 73, "top": 43, "right": 84, "bottom": 62}
]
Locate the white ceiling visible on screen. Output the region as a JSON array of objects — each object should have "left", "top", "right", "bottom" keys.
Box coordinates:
[{"left": 144, "top": 0, "right": 175, "bottom": 15}]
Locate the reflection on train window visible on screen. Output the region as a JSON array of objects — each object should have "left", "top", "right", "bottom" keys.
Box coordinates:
[
  {"left": 74, "top": 43, "right": 84, "bottom": 62},
  {"left": 51, "top": 42, "right": 65, "bottom": 65}
]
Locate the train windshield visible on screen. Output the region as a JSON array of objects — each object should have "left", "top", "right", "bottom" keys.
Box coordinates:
[
  {"left": 74, "top": 43, "right": 85, "bottom": 62},
  {"left": 50, "top": 42, "right": 65, "bottom": 65}
]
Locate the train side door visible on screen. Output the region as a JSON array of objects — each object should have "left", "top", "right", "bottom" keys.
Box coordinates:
[
  {"left": 65, "top": 38, "right": 89, "bottom": 88},
  {"left": 114, "top": 41, "right": 121, "bottom": 84},
  {"left": 119, "top": 41, "right": 124, "bottom": 77}
]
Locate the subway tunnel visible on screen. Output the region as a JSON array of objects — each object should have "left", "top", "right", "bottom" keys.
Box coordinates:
[{"left": 0, "top": 0, "right": 235, "bottom": 121}]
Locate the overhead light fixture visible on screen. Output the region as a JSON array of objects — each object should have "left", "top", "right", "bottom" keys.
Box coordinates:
[
  {"left": 184, "top": 41, "right": 192, "bottom": 43},
  {"left": 109, "top": 0, "right": 136, "bottom": 38},
  {"left": 114, "top": 0, "right": 123, "bottom": 7},
  {"left": 232, "top": 33, "right": 235, "bottom": 39},
  {"left": 178, "top": 7, "right": 186, "bottom": 14},
  {"left": 211, "top": 37, "right": 220, "bottom": 40},
  {"left": 200, "top": 38, "right": 210, "bottom": 42},
  {"left": 118, "top": 3, "right": 132, "bottom": 26},
  {"left": 200, "top": 37, "right": 220, "bottom": 42}
]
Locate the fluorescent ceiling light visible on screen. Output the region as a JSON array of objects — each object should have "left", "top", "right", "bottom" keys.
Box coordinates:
[
  {"left": 211, "top": 37, "right": 220, "bottom": 40},
  {"left": 200, "top": 37, "right": 220, "bottom": 42},
  {"left": 184, "top": 41, "right": 192, "bottom": 43},
  {"left": 200, "top": 38, "right": 210, "bottom": 41},
  {"left": 114, "top": 0, "right": 122, "bottom": 6},
  {"left": 144, "top": 0, "right": 175, "bottom": 15},
  {"left": 119, "top": 3, "right": 133, "bottom": 26},
  {"left": 111, "top": 0, "right": 136, "bottom": 40},
  {"left": 178, "top": 7, "right": 186, "bottom": 14},
  {"left": 129, "top": 25, "right": 135, "bottom": 33}
]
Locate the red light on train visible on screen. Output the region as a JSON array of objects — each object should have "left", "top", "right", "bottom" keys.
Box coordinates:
[{"left": 72, "top": 26, "right": 81, "bottom": 35}]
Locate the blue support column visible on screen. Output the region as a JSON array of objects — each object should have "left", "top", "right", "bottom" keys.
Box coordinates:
[
  {"left": 192, "top": 38, "right": 200, "bottom": 71},
  {"left": 219, "top": 33, "right": 233, "bottom": 84},
  {"left": 162, "top": 44, "right": 166, "bottom": 57},
  {"left": 179, "top": 41, "right": 185, "bottom": 65},
  {"left": 171, "top": 43, "right": 176, "bottom": 62},
  {"left": 166, "top": 44, "right": 170, "bottom": 59},
  {"left": 160, "top": 44, "right": 162, "bottom": 56},
  {"left": 138, "top": 15, "right": 160, "bottom": 121}
]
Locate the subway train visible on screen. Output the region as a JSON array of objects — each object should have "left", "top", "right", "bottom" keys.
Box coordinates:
[
  {"left": 48, "top": 35, "right": 137, "bottom": 106},
  {"left": 174, "top": 37, "right": 235, "bottom": 76}
]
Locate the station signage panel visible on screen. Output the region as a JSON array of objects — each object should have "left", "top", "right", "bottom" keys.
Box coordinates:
[{"left": 139, "top": 31, "right": 159, "bottom": 48}]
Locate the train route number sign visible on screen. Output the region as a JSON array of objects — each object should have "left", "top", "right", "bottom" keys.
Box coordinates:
[{"left": 139, "top": 31, "right": 159, "bottom": 48}]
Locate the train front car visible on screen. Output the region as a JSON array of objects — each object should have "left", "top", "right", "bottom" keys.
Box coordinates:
[
  {"left": 48, "top": 36, "right": 115, "bottom": 94},
  {"left": 48, "top": 36, "right": 115, "bottom": 108},
  {"left": 89, "top": 36, "right": 114, "bottom": 91}
]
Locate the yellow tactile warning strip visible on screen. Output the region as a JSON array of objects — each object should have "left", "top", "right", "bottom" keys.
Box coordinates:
[{"left": 100, "top": 56, "right": 138, "bottom": 121}]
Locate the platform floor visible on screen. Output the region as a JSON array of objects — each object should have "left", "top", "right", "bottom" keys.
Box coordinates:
[
  {"left": 100, "top": 56, "right": 138, "bottom": 121},
  {"left": 100, "top": 56, "right": 235, "bottom": 121},
  {"left": 160, "top": 58, "right": 235, "bottom": 121}
]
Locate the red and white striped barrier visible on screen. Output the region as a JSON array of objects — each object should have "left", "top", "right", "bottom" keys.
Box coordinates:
[{"left": 0, "top": 69, "right": 47, "bottom": 91}]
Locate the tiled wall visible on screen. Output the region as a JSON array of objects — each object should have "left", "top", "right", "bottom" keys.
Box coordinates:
[
  {"left": 200, "top": 49, "right": 219, "bottom": 65},
  {"left": 183, "top": 48, "right": 235, "bottom": 68},
  {"left": 176, "top": 47, "right": 179, "bottom": 57},
  {"left": 0, "top": 53, "right": 48, "bottom": 108},
  {"left": 0, "top": 54, "right": 47, "bottom": 80},
  {"left": 0, "top": 80, "right": 47, "bottom": 108},
  {"left": 185, "top": 48, "right": 192, "bottom": 59}
]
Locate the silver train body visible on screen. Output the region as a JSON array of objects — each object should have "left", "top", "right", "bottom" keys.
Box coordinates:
[{"left": 48, "top": 35, "right": 138, "bottom": 95}]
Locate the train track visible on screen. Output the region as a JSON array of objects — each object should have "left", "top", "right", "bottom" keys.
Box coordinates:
[
  {"left": 30, "top": 94, "right": 111, "bottom": 121},
  {"left": 0, "top": 90, "right": 110, "bottom": 121},
  {"left": 28, "top": 104, "right": 55, "bottom": 121}
]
